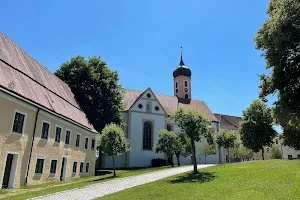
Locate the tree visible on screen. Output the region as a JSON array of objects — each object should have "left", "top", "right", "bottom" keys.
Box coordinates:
[
  {"left": 97, "top": 123, "right": 129, "bottom": 176},
  {"left": 239, "top": 100, "right": 277, "bottom": 160},
  {"left": 234, "top": 146, "right": 254, "bottom": 162},
  {"left": 198, "top": 142, "right": 216, "bottom": 164},
  {"left": 174, "top": 133, "right": 191, "bottom": 166},
  {"left": 270, "top": 146, "right": 282, "bottom": 159},
  {"left": 254, "top": 0, "right": 300, "bottom": 149},
  {"left": 55, "top": 56, "right": 124, "bottom": 133},
  {"left": 173, "top": 107, "right": 211, "bottom": 174},
  {"left": 216, "top": 129, "right": 237, "bottom": 162},
  {"left": 154, "top": 130, "right": 177, "bottom": 167}
]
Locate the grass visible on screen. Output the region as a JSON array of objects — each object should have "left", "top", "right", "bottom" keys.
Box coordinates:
[
  {"left": 0, "top": 166, "right": 172, "bottom": 200},
  {"left": 99, "top": 160, "right": 300, "bottom": 200}
]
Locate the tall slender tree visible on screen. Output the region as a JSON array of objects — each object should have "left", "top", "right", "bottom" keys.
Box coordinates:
[
  {"left": 173, "top": 107, "right": 211, "bottom": 174},
  {"left": 239, "top": 100, "right": 277, "bottom": 160}
]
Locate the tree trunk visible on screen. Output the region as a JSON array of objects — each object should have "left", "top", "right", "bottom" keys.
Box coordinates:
[
  {"left": 191, "top": 139, "right": 197, "bottom": 174},
  {"left": 112, "top": 156, "right": 116, "bottom": 176},
  {"left": 177, "top": 155, "right": 180, "bottom": 166},
  {"left": 261, "top": 148, "right": 265, "bottom": 160},
  {"left": 227, "top": 148, "right": 230, "bottom": 163}
]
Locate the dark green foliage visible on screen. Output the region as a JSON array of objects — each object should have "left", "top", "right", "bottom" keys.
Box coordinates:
[
  {"left": 173, "top": 107, "right": 211, "bottom": 174},
  {"left": 151, "top": 159, "right": 167, "bottom": 167},
  {"left": 270, "top": 146, "right": 282, "bottom": 159},
  {"left": 254, "top": 0, "right": 300, "bottom": 149},
  {"left": 239, "top": 100, "right": 277, "bottom": 160},
  {"left": 97, "top": 123, "right": 129, "bottom": 176},
  {"left": 55, "top": 56, "right": 124, "bottom": 132}
]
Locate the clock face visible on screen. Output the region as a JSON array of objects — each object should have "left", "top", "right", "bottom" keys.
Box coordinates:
[{"left": 184, "top": 88, "right": 189, "bottom": 92}]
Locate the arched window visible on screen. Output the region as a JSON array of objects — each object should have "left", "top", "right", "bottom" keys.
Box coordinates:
[
  {"left": 175, "top": 82, "right": 178, "bottom": 88},
  {"left": 146, "top": 101, "right": 152, "bottom": 112},
  {"left": 184, "top": 81, "right": 188, "bottom": 87},
  {"left": 143, "top": 121, "right": 153, "bottom": 150},
  {"left": 185, "top": 94, "right": 188, "bottom": 99}
]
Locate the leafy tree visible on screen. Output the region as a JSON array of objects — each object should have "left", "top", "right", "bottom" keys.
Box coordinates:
[
  {"left": 174, "top": 133, "right": 191, "bottom": 166},
  {"left": 254, "top": 0, "right": 300, "bottom": 149},
  {"left": 55, "top": 56, "right": 124, "bottom": 132},
  {"left": 234, "top": 146, "right": 254, "bottom": 162},
  {"left": 173, "top": 107, "right": 211, "bottom": 174},
  {"left": 270, "top": 146, "right": 282, "bottom": 159},
  {"left": 216, "top": 129, "right": 237, "bottom": 162},
  {"left": 239, "top": 100, "right": 277, "bottom": 160},
  {"left": 154, "top": 130, "right": 177, "bottom": 166},
  {"left": 97, "top": 123, "right": 129, "bottom": 176},
  {"left": 198, "top": 142, "right": 216, "bottom": 164}
]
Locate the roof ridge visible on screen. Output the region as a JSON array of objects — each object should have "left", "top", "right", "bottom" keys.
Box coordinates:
[{"left": 0, "top": 33, "right": 85, "bottom": 114}]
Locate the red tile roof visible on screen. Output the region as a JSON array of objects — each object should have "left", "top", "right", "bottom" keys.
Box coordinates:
[
  {"left": 124, "top": 89, "right": 219, "bottom": 122},
  {"left": 0, "top": 32, "right": 95, "bottom": 132},
  {"left": 214, "top": 113, "right": 242, "bottom": 130}
]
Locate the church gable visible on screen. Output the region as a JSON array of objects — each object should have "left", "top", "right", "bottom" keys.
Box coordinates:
[{"left": 129, "top": 88, "right": 166, "bottom": 115}]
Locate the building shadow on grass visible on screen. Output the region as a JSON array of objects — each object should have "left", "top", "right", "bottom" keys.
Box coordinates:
[{"left": 169, "top": 172, "right": 215, "bottom": 184}]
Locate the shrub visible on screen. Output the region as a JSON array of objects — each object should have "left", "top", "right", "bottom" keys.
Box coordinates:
[
  {"left": 270, "top": 146, "right": 282, "bottom": 159},
  {"left": 151, "top": 159, "right": 167, "bottom": 167}
]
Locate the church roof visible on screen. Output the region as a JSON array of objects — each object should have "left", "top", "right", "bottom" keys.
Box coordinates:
[
  {"left": 214, "top": 113, "right": 242, "bottom": 130},
  {"left": 0, "top": 32, "right": 96, "bottom": 132},
  {"left": 124, "top": 89, "right": 219, "bottom": 122}
]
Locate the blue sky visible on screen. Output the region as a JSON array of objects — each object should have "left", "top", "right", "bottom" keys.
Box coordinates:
[{"left": 1, "top": 0, "right": 272, "bottom": 117}]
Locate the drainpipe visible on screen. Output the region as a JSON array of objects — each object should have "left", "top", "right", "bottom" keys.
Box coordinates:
[{"left": 25, "top": 108, "right": 40, "bottom": 185}]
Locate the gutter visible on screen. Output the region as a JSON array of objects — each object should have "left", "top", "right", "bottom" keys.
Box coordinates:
[{"left": 25, "top": 107, "right": 40, "bottom": 185}]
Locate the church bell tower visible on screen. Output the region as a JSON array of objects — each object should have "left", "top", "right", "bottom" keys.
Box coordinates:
[{"left": 173, "top": 47, "right": 192, "bottom": 99}]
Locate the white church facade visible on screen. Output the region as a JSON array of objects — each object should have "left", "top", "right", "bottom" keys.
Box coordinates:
[{"left": 102, "top": 50, "right": 228, "bottom": 168}]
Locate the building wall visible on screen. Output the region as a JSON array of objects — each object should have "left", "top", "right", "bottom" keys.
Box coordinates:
[
  {"left": 0, "top": 90, "right": 97, "bottom": 188},
  {"left": 128, "top": 111, "right": 165, "bottom": 167}
]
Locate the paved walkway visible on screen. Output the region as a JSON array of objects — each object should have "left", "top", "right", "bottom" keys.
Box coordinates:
[{"left": 30, "top": 164, "right": 215, "bottom": 200}]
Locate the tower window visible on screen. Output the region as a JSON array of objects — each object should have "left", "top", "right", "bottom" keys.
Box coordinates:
[
  {"left": 175, "top": 82, "right": 178, "bottom": 88},
  {"left": 184, "top": 81, "right": 188, "bottom": 87},
  {"left": 176, "top": 89, "right": 178, "bottom": 93},
  {"left": 185, "top": 94, "right": 188, "bottom": 99}
]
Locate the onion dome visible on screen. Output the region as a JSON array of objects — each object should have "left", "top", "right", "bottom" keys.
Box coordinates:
[{"left": 173, "top": 46, "right": 192, "bottom": 78}]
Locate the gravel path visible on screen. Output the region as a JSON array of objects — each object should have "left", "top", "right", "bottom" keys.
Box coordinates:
[{"left": 30, "top": 164, "right": 215, "bottom": 200}]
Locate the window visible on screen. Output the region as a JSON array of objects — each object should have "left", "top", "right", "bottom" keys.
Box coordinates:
[
  {"left": 76, "top": 134, "right": 80, "bottom": 147},
  {"left": 288, "top": 155, "right": 293, "bottom": 160},
  {"left": 297, "top": 154, "right": 300, "bottom": 159},
  {"left": 55, "top": 126, "right": 62, "bottom": 143},
  {"left": 86, "top": 163, "right": 90, "bottom": 173},
  {"left": 85, "top": 137, "right": 89, "bottom": 149},
  {"left": 175, "top": 89, "right": 178, "bottom": 93},
  {"left": 167, "top": 124, "right": 172, "bottom": 132},
  {"left": 184, "top": 81, "right": 187, "bottom": 87},
  {"left": 65, "top": 130, "right": 71, "bottom": 145},
  {"left": 91, "top": 139, "right": 95, "bottom": 150},
  {"left": 276, "top": 139, "right": 279, "bottom": 144},
  {"left": 73, "top": 162, "right": 77, "bottom": 173},
  {"left": 175, "top": 82, "right": 178, "bottom": 88},
  {"left": 41, "top": 121, "right": 50, "bottom": 139},
  {"left": 185, "top": 94, "right": 188, "bottom": 99},
  {"left": 143, "top": 121, "right": 153, "bottom": 150},
  {"left": 50, "top": 160, "right": 57, "bottom": 174},
  {"left": 35, "top": 159, "right": 44, "bottom": 174},
  {"left": 80, "top": 162, "right": 84, "bottom": 173},
  {"left": 266, "top": 147, "right": 270, "bottom": 153},
  {"left": 12, "top": 111, "right": 26, "bottom": 134},
  {"left": 146, "top": 102, "right": 152, "bottom": 112}
]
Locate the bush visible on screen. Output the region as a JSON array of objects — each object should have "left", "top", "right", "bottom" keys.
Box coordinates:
[
  {"left": 270, "top": 146, "right": 282, "bottom": 159},
  {"left": 152, "top": 159, "right": 167, "bottom": 167}
]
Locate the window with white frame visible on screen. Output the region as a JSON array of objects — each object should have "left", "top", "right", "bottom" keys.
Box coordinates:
[
  {"left": 85, "top": 137, "right": 89, "bottom": 149},
  {"left": 86, "top": 163, "right": 90, "bottom": 173},
  {"left": 50, "top": 160, "right": 57, "bottom": 174},
  {"left": 12, "top": 110, "right": 27, "bottom": 134},
  {"left": 41, "top": 121, "right": 50, "bottom": 139},
  {"left": 91, "top": 139, "right": 95, "bottom": 150},
  {"left": 55, "top": 126, "right": 62, "bottom": 143},
  {"left": 76, "top": 134, "right": 80, "bottom": 147},
  {"left": 65, "top": 130, "right": 71, "bottom": 145},
  {"left": 35, "top": 159, "right": 44, "bottom": 174},
  {"left": 73, "top": 162, "right": 77, "bottom": 173}
]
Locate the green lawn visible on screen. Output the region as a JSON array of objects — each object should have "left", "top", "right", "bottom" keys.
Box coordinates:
[
  {"left": 99, "top": 160, "right": 300, "bottom": 200},
  {"left": 0, "top": 166, "right": 172, "bottom": 200}
]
